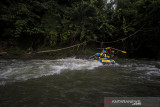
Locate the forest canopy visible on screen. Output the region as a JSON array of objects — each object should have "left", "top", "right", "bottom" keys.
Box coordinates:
[{"left": 0, "top": 0, "right": 160, "bottom": 58}]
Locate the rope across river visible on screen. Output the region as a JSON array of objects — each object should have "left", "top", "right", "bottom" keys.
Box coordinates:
[
  {"left": 36, "top": 25, "right": 144, "bottom": 53},
  {"left": 36, "top": 41, "right": 90, "bottom": 53}
]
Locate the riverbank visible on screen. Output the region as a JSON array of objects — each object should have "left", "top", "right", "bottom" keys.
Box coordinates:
[
  {"left": 1, "top": 48, "right": 159, "bottom": 60},
  {"left": 0, "top": 47, "right": 97, "bottom": 60}
]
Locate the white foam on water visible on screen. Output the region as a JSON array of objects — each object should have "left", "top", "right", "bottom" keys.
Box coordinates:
[
  {"left": 0, "top": 58, "right": 102, "bottom": 84},
  {"left": 113, "top": 59, "right": 160, "bottom": 82},
  {"left": 126, "top": 63, "right": 160, "bottom": 81},
  {"left": 1, "top": 58, "right": 159, "bottom": 85},
  {"left": 146, "top": 71, "right": 160, "bottom": 76},
  {"left": 0, "top": 81, "right": 6, "bottom": 86}
]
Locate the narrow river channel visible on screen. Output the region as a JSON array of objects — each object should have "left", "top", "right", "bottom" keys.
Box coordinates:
[{"left": 0, "top": 57, "right": 160, "bottom": 107}]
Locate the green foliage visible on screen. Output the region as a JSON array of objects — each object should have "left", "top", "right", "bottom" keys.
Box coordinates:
[
  {"left": 0, "top": 0, "right": 160, "bottom": 58},
  {"left": 8, "top": 47, "right": 26, "bottom": 56},
  {"left": 122, "top": 17, "right": 127, "bottom": 35}
]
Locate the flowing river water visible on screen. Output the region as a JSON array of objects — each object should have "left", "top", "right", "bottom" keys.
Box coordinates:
[{"left": 0, "top": 57, "right": 160, "bottom": 107}]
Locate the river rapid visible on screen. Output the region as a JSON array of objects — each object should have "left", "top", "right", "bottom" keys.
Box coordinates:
[{"left": 0, "top": 57, "right": 160, "bottom": 107}]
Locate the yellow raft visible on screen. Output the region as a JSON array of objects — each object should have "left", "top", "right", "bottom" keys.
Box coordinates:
[{"left": 94, "top": 58, "right": 115, "bottom": 64}]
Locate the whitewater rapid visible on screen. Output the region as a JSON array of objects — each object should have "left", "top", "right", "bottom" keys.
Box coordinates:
[
  {"left": 0, "top": 58, "right": 160, "bottom": 85},
  {"left": 0, "top": 57, "right": 102, "bottom": 85},
  {"left": 1, "top": 58, "right": 160, "bottom": 107}
]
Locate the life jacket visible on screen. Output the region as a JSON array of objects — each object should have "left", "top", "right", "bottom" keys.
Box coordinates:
[
  {"left": 101, "top": 53, "right": 106, "bottom": 58},
  {"left": 110, "top": 53, "right": 114, "bottom": 58},
  {"left": 97, "top": 53, "right": 100, "bottom": 57},
  {"left": 94, "top": 56, "right": 100, "bottom": 60}
]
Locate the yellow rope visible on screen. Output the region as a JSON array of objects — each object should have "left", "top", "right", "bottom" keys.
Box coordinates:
[{"left": 36, "top": 41, "right": 89, "bottom": 53}]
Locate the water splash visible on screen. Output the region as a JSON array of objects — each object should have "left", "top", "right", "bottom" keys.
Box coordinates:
[
  {"left": 0, "top": 58, "right": 102, "bottom": 84},
  {"left": 0, "top": 58, "right": 160, "bottom": 85},
  {"left": 115, "top": 59, "right": 160, "bottom": 81}
]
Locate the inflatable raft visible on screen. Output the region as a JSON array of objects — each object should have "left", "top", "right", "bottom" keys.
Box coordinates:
[
  {"left": 94, "top": 58, "right": 115, "bottom": 64},
  {"left": 90, "top": 47, "right": 126, "bottom": 64}
]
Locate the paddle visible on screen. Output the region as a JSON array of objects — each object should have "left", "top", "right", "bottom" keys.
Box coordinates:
[
  {"left": 97, "top": 47, "right": 111, "bottom": 50},
  {"left": 110, "top": 47, "right": 127, "bottom": 54},
  {"left": 97, "top": 47, "right": 127, "bottom": 53},
  {"left": 89, "top": 55, "right": 95, "bottom": 59}
]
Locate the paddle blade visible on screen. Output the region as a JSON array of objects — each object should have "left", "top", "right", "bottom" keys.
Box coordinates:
[
  {"left": 121, "top": 51, "right": 127, "bottom": 53},
  {"left": 106, "top": 47, "right": 111, "bottom": 49}
]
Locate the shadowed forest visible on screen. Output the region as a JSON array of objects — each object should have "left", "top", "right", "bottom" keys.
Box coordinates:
[{"left": 0, "top": 0, "right": 160, "bottom": 58}]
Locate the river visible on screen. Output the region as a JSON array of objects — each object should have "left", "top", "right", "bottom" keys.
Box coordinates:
[{"left": 0, "top": 57, "right": 160, "bottom": 107}]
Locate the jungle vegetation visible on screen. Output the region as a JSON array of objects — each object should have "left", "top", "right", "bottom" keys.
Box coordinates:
[{"left": 0, "top": 0, "right": 160, "bottom": 58}]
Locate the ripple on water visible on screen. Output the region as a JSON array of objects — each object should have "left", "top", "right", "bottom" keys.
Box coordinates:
[
  {"left": 0, "top": 57, "right": 103, "bottom": 85},
  {"left": 0, "top": 58, "right": 160, "bottom": 85}
]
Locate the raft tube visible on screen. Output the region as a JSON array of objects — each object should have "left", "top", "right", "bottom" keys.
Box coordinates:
[{"left": 94, "top": 58, "right": 115, "bottom": 64}]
